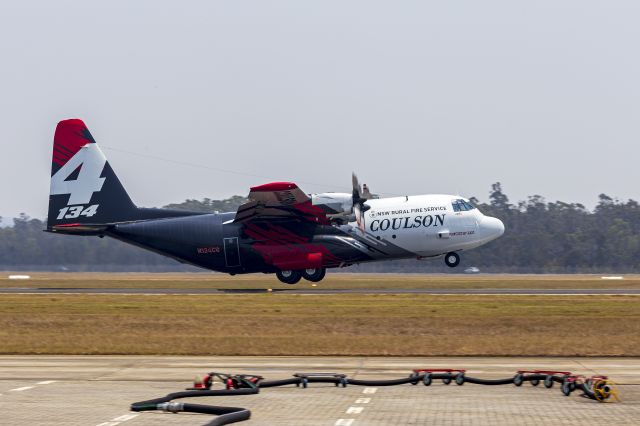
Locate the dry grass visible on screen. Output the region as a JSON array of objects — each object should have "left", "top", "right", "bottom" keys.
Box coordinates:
[
  {"left": 0, "top": 294, "right": 638, "bottom": 356},
  {"left": 2, "top": 272, "right": 640, "bottom": 290}
]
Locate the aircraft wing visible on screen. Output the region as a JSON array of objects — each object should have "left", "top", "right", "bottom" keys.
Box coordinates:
[{"left": 234, "top": 182, "right": 330, "bottom": 224}]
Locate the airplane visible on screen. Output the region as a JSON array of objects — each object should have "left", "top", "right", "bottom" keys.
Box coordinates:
[{"left": 47, "top": 119, "right": 505, "bottom": 284}]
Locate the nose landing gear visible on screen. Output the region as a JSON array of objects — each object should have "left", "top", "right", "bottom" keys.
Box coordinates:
[{"left": 444, "top": 252, "right": 460, "bottom": 267}]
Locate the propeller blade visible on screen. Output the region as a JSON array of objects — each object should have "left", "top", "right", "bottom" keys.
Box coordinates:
[
  {"left": 352, "top": 172, "right": 360, "bottom": 192},
  {"left": 352, "top": 172, "right": 370, "bottom": 231},
  {"left": 352, "top": 173, "right": 361, "bottom": 202},
  {"left": 354, "top": 203, "right": 365, "bottom": 232},
  {"left": 352, "top": 172, "right": 372, "bottom": 201}
]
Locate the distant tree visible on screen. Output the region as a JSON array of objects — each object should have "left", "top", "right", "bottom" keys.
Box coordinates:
[
  {"left": 596, "top": 193, "right": 614, "bottom": 209},
  {"left": 489, "top": 182, "right": 510, "bottom": 211},
  {"left": 2, "top": 192, "right": 640, "bottom": 273}
]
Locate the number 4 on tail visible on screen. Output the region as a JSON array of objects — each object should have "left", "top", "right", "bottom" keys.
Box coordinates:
[
  {"left": 57, "top": 204, "right": 100, "bottom": 220},
  {"left": 50, "top": 144, "right": 107, "bottom": 205}
]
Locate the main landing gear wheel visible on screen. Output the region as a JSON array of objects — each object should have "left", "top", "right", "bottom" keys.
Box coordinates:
[
  {"left": 444, "top": 252, "right": 460, "bottom": 267},
  {"left": 302, "top": 268, "right": 326, "bottom": 282},
  {"left": 276, "top": 270, "right": 302, "bottom": 284}
]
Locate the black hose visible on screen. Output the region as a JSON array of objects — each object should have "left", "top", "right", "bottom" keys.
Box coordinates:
[
  {"left": 347, "top": 377, "right": 420, "bottom": 386},
  {"left": 131, "top": 388, "right": 256, "bottom": 426},
  {"left": 180, "top": 404, "right": 250, "bottom": 426},
  {"left": 260, "top": 378, "right": 302, "bottom": 388},
  {"left": 131, "top": 372, "right": 602, "bottom": 426},
  {"left": 579, "top": 382, "right": 598, "bottom": 400},
  {"left": 464, "top": 377, "right": 514, "bottom": 385},
  {"left": 463, "top": 373, "right": 549, "bottom": 386}
]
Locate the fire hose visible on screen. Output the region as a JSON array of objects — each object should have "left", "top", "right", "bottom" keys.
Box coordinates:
[{"left": 130, "top": 369, "right": 620, "bottom": 425}]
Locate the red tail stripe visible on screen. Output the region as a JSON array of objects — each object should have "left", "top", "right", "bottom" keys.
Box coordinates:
[
  {"left": 52, "top": 153, "right": 69, "bottom": 166},
  {"left": 53, "top": 151, "right": 72, "bottom": 162},
  {"left": 53, "top": 149, "right": 71, "bottom": 160},
  {"left": 54, "top": 143, "right": 77, "bottom": 156},
  {"left": 53, "top": 119, "right": 93, "bottom": 167}
]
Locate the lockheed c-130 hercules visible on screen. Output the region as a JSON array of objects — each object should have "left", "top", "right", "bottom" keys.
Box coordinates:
[{"left": 47, "top": 119, "right": 505, "bottom": 284}]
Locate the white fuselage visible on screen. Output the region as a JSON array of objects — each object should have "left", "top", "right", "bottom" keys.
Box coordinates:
[{"left": 351, "top": 194, "right": 504, "bottom": 258}]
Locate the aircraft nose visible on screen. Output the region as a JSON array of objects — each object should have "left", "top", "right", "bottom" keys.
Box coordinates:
[{"left": 480, "top": 216, "right": 505, "bottom": 240}]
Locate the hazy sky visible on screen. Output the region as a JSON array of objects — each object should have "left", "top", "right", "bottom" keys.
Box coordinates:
[{"left": 1, "top": 1, "right": 639, "bottom": 221}]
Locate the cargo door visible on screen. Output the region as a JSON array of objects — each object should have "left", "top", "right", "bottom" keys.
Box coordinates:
[{"left": 223, "top": 237, "right": 241, "bottom": 267}]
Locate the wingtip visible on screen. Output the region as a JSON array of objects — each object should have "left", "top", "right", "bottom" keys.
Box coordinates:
[{"left": 250, "top": 182, "right": 298, "bottom": 192}]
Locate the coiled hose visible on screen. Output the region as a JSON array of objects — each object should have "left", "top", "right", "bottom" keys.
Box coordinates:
[{"left": 130, "top": 372, "right": 614, "bottom": 425}]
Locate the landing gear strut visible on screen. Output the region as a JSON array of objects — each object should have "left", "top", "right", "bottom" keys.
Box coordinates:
[
  {"left": 302, "top": 268, "right": 326, "bottom": 282},
  {"left": 276, "top": 270, "right": 302, "bottom": 284},
  {"left": 444, "top": 252, "right": 460, "bottom": 267}
]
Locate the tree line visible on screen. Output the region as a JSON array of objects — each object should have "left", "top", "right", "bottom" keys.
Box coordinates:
[{"left": 1, "top": 184, "right": 638, "bottom": 272}]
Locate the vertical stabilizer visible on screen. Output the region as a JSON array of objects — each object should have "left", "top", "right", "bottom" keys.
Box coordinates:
[{"left": 47, "top": 119, "right": 138, "bottom": 229}]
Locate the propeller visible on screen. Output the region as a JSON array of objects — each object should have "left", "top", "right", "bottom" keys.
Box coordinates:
[{"left": 352, "top": 173, "right": 371, "bottom": 232}]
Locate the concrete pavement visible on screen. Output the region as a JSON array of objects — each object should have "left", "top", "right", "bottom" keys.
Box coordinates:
[{"left": 0, "top": 356, "right": 638, "bottom": 425}]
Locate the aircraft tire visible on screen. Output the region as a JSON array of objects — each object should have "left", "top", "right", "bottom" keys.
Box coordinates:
[
  {"left": 302, "top": 268, "right": 326, "bottom": 282},
  {"left": 276, "top": 270, "right": 302, "bottom": 284},
  {"left": 444, "top": 252, "right": 460, "bottom": 267}
]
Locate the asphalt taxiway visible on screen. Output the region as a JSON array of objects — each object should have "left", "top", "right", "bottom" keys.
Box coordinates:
[
  {"left": 0, "top": 356, "right": 638, "bottom": 425},
  {"left": 1, "top": 287, "right": 639, "bottom": 295}
]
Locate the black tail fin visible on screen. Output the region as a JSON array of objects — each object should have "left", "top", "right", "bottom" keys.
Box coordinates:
[{"left": 47, "top": 119, "right": 139, "bottom": 230}]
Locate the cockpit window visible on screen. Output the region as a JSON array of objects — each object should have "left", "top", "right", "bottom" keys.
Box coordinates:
[{"left": 452, "top": 199, "right": 476, "bottom": 212}]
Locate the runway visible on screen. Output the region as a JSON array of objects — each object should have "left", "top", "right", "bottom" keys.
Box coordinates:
[
  {"left": 1, "top": 287, "right": 639, "bottom": 295},
  {"left": 0, "top": 356, "right": 638, "bottom": 425}
]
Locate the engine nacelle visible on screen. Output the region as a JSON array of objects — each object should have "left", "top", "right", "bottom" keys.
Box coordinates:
[{"left": 311, "top": 192, "right": 353, "bottom": 216}]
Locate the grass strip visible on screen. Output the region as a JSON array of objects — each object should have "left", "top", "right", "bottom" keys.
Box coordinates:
[
  {"left": 2, "top": 273, "right": 640, "bottom": 290},
  {"left": 0, "top": 294, "right": 638, "bottom": 356}
]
